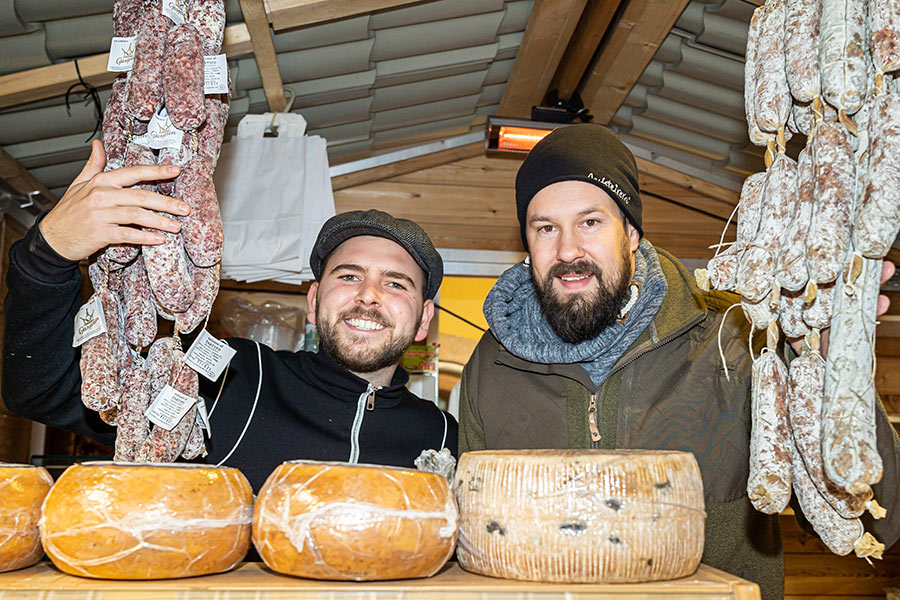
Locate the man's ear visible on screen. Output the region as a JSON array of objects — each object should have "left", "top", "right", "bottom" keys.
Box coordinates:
[
  {"left": 307, "top": 282, "right": 319, "bottom": 325},
  {"left": 626, "top": 221, "right": 641, "bottom": 252},
  {"left": 414, "top": 299, "right": 435, "bottom": 343}
]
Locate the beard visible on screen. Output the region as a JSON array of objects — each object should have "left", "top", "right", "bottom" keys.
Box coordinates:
[
  {"left": 532, "top": 244, "right": 633, "bottom": 344},
  {"left": 317, "top": 306, "right": 420, "bottom": 373}
]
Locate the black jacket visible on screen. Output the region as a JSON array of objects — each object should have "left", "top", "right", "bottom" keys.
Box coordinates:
[{"left": 2, "top": 225, "right": 457, "bottom": 492}]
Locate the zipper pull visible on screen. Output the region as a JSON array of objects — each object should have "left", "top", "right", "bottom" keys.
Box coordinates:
[
  {"left": 366, "top": 384, "right": 377, "bottom": 411},
  {"left": 588, "top": 394, "right": 601, "bottom": 443}
]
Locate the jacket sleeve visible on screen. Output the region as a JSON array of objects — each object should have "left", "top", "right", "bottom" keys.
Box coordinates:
[
  {"left": 1, "top": 223, "right": 115, "bottom": 446},
  {"left": 862, "top": 393, "right": 900, "bottom": 549},
  {"left": 458, "top": 339, "right": 487, "bottom": 454}
]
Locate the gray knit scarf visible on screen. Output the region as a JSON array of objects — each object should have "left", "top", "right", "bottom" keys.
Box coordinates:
[{"left": 484, "top": 239, "right": 667, "bottom": 389}]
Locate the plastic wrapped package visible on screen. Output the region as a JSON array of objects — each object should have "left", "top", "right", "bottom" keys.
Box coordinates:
[
  {"left": 0, "top": 464, "right": 53, "bottom": 573},
  {"left": 252, "top": 460, "right": 458, "bottom": 580},
  {"left": 219, "top": 297, "right": 305, "bottom": 351},
  {"left": 40, "top": 462, "right": 253, "bottom": 579},
  {"left": 453, "top": 450, "right": 706, "bottom": 583}
]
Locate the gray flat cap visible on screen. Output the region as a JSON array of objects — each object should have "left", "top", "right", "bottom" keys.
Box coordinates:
[{"left": 310, "top": 209, "right": 443, "bottom": 299}]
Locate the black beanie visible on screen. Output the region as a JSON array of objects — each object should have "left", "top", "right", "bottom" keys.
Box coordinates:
[{"left": 515, "top": 124, "right": 642, "bottom": 250}]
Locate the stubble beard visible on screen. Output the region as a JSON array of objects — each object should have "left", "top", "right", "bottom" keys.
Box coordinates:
[
  {"left": 317, "top": 306, "right": 420, "bottom": 373},
  {"left": 533, "top": 242, "right": 633, "bottom": 344}
]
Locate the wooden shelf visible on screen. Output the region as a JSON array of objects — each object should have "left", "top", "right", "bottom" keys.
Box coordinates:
[{"left": 0, "top": 562, "right": 760, "bottom": 599}]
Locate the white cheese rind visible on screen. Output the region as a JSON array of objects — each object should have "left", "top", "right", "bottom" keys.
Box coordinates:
[{"left": 453, "top": 449, "right": 706, "bottom": 583}]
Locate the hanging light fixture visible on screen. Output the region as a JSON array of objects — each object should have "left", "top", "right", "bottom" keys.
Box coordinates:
[{"left": 485, "top": 91, "right": 593, "bottom": 155}]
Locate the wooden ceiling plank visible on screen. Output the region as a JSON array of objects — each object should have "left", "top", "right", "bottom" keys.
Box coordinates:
[
  {"left": 0, "top": 24, "right": 251, "bottom": 111},
  {"left": 331, "top": 142, "right": 483, "bottom": 191},
  {"left": 240, "top": 0, "right": 287, "bottom": 112},
  {"left": 0, "top": 147, "right": 58, "bottom": 205},
  {"left": 497, "top": 0, "right": 590, "bottom": 118},
  {"left": 264, "top": 0, "right": 427, "bottom": 31},
  {"left": 580, "top": 0, "right": 691, "bottom": 124},
  {"left": 635, "top": 155, "right": 740, "bottom": 207},
  {"left": 550, "top": 0, "right": 624, "bottom": 103}
]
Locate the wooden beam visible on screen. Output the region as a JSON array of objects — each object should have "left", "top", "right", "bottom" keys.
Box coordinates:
[
  {"left": 0, "top": 24, "right": 251, "bottom": 111},
  {"left": 549, "top": 0, "right": 624, "bottom": 102},
  {"left": 240, "top": 0, "right": 286, "bottom": 112},
  {"left": 580, "top": 0, "right": 691, "bottom": 124},
  {"left": 497, "top": 0, "right": 589, "bottom": 119},
  {"left": 0, "top": 147, "right": 58, "bottom": 206},
  {"left": 264, "top": 0, "right": 427, "bottom": 31},
  {"left": 331, "top": 142, "right": 483, "bottom": 191}
]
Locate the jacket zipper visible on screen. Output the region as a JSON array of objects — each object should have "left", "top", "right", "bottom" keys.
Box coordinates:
[
  {"left": 588, "top": 394, "right": 601, "bottom": 448},
  {"left": 349, "top": 383, "right": 380, "bottom": 463},
  {"left": 586, "top": 313, "right": 704, "bottom": 450}
]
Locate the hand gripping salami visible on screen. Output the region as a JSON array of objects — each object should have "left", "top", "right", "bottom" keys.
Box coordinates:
[
  {"left": 776, "top": 148, "right": 814, "bottom": 292},
  {"left": 113, "top": 359, "right": 151, "bottom": 461},
  {"left": 869, "top": 0, "right": 900, "bottom": 73},
  {"left": 823, "top": 254, "right": 884, "bottom": 494},
  {"left": 135, "top": 349, "right": 200, "bottom": 463},
  {"left": 177, "top": 262, "right": 221, "bottom": 334},
  {"left": 737, "top": 152, "right": 798, "bottom": 302},
  {"left": 745, "top": 6, "right": 774, "bottom": 146},
  {"left": 105, "top": 141, "right": 157, "bottom": 266},
  {"left": 853, "top": 93, "right": 900, "bottom": 258},
  {"left": 789, "top": 336, "right": 884, "bottom": 519},
  {"left": 754, "top": 0, "right": 792, "bottom": 133},
  {"left": 808, "top": 120, "right": 856, "bottom": 286},
  {"left": 819, "top": 0, "right": 868, "bottom": 114},
  {"left": 784, "top": 0, "right": 821, "bottom": 103},
  {"left": 189, "top": 0, "right": 227, "bottom": 56},
  {"left": 163, "top": 24, "right": 206, "bottom": 131},
  {"left": 121, "top": 255, "right": 158, "bottom": 348},
  {"left": 125, "top": 7, "right": 170, "bottom": 122},
  {"left": 747, "top": 331, "right": 792, "bottom": 514},
  {"left": 176, "top": 161, "right": 223, "bottom": 267},
  {"left": 791, "top": 438, "right": 885, "bottom": 558}
]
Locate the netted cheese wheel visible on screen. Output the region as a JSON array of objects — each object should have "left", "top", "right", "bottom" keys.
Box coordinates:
[
  {"left": 40, "top": 462, "right": 253, "bottom": 579},
  {"left": 454, "top": 449, "right": 706, "bottom": 583},
  {"left": 0, "top": 463, "right": 53, "bottom": 573},
  {"left": 252, "top": 460, "right": 458, "bottom": 580}
]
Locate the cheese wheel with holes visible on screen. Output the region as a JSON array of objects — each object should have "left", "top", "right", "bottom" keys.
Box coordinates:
[
  {"left": 40, "top": 462, "right": 253, "bottom": 579},
  {"left": 0, "top": 464, "right": 53, "bottom": 573},
  {"left": 454, "top": 450, "right": 706, "bottom": 583},
  {"left": 252, "top": 460, "right": 458, "bottom": 580}
]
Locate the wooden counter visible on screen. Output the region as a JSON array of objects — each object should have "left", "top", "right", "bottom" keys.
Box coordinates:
[{"left": 0, "top": 562, "right": 760, "bottom": 599}]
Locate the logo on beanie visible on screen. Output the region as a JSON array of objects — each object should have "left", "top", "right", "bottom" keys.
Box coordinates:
[{"left": 587, "top": 172, "right": 631, "bottom": 205}]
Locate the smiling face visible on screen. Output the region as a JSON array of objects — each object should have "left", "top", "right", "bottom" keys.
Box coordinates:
[
  {"left": 307, "top": 235, "right": 434, "bottom": 378},
  {"left": 525, "top": 180, "right": 640, "bottom": 343}
]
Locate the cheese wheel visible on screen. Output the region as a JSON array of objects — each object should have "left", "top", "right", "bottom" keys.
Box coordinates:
[
  {"left": 454, "top": 450, "right": 706, "bottom": 583},
  {"left": 0, "top": 464, "right": 53, "bottom": 573},
  {"left": 252, "top": 460, "right": 458, "bottom": 580},
  {"left": 40, "top": 462, "right": 253, "bottom": 579}
]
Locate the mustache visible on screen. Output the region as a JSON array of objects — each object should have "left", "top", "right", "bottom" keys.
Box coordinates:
[
  {"left": 546, "top": 259, "right": 603, "bottom": 280},
  {"left": 340, "top": 307, "right": 392, "bottom": 328}
]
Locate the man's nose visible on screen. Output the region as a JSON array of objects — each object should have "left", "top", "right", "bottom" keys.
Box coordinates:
[
  {"left": 556, "top": 229, "right": 585, "bottom": 263},
  {"left": 355, "top": 281, "right": 383, "bottom": 305}
]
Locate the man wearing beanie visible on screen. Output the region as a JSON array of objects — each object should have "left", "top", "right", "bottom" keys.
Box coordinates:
[
  {"left": 2, "top": 143, "right": 457, "bottom": 492},
  {"left": 459, "top": 124, "right": 900, "bottom": 600}
]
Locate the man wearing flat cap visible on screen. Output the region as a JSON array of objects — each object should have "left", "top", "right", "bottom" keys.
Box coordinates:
[
  {"left": 459, "top": 124, "right": 900, "bottom": 600},
  {"left": 2, "top": 140, "right": 456, "bottom": 491}
]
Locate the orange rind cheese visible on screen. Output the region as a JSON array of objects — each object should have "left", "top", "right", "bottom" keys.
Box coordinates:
[
  {"left": 252, "top": 460, "right": 458, "bottom": 580},
  {"left": 40, "top": 462, "right": 253, "bottom": 579},
  {"left": 0, "top": 463, "right": 53, "bottom": 573},
  {"left": 454, "top": 449, "right": 706, "bottom": 583}
]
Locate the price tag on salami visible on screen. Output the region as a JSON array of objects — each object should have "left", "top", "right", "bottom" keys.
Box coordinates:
[
  {"left": 196, "top": 398, "right": 212, "bottom": 438},
  {"left": 204, "top": 54, "right": 229, "bottom": 94},
  {"left": 185, "top": 329, "right": 236, "bottom": 381},
  {"left": 162, "top": 0, "right": 188, "bottom": 25},
  {"left": 139, "top": 107, "right": 184, "bottom": 150},
  {"left": 145, "top": 385, "right": 197, "bottom": 431},
  {"left": 107, "top": 36, "right": 137, "bottom": 72},
  {"left": 72, "top": 295, "right": 108, "bottom": 347}
]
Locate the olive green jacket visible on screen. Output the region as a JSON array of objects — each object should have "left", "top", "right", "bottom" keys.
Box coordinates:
[{"left": 459, "top": 248, "right": 900, "bottom": 600}]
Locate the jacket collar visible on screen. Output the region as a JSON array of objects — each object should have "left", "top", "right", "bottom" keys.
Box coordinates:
[
  {"left": 293, "top": 348, "right": 410, "bottom": 408},
  {"left": 494, "top": 246, "right": 707, "bottom": 389}
]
